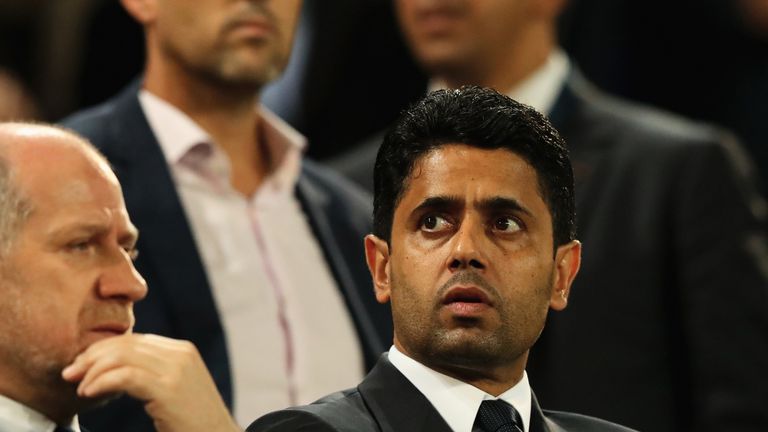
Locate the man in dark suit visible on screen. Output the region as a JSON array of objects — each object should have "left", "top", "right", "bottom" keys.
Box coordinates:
[
  {"left": 0, "top": 122, "right": 240, "bottom": 432},
  {"left": 249, "top": 87, "right": 636, "bottom": 432},
  {"left": 61, "top": 0, "right": 391, "bottom": 430},
  {"left": 328, "top": 1, "right": 768, "bottom": 431}
]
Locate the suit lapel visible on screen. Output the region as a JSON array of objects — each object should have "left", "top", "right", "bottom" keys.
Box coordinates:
[
  {"left": 548, "top": 69, "right": 579, "bottom": 134},
  {"left": 295, "top": 172, "right": 390, "bottom": 369},
  {"left": 101, "top": 84, "right": 232, "bottom": 404},
  {"left": 358, "top": 355, "right": 453, "bottom": 432},
  {"left": 529, "top": 391, "right": 562, "bottom": 432}
]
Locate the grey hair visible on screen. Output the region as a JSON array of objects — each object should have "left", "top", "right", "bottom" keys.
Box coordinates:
[{"left": 0, "top": 151, "right": 31, "bottom": 256}]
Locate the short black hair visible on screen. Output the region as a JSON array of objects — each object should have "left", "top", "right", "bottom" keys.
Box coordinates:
[{"left": 373, "top": 86, "right": 576, "bottom": 249}]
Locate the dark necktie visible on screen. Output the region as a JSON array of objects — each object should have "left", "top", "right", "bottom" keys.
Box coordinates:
[
  {"left": 54, "top": 426, "right": 76, "bottom": 432},
  {"left": 473, "top": 399, "right": 524, "bottom": 432}
]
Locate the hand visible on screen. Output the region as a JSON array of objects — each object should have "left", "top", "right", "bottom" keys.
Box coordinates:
[{"left": 62, "top": 333, "right": 241, "bottom": 432}]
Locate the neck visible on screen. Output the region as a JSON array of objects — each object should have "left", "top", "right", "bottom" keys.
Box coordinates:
[
  {"left": 143, "top": 55, "right": 270, "bottom": 196},
  {"left": 439, "top": 22, "right": 555, "bottom": 93}
]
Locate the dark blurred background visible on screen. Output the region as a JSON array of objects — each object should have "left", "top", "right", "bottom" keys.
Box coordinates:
[{"left": 2, "top": 0, "right": 767, "bottom": 188}]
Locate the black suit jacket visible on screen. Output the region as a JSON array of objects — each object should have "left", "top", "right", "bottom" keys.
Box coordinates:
[
  {"left": 328, "top": 71, "right": 768, "bottom": 432},
  {"left": 247, "top": 354, "right": 637, "bottom": 432},
  {"left": 61, "top": 82, "right": 393, "bottom": 432}
]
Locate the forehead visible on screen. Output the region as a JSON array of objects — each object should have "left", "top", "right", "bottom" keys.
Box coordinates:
[
  {"left": 10, "top": 138, "right": 133, "bottom": 234},
  {"left": 398, "top": 144, "right": 548, "bottom": 213}
]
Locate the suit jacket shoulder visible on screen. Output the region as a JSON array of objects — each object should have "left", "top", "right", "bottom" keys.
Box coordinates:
[
  {"left": 248, "top": 355, "right": 451, "bottom": 432},
  {"left": 248, "top": 355, "right": 638, "bottom": 432},
  {"left": 248, "top": 389, "right": 377, "bottom": 432},
  {"left": 542, "top": 410, "right": 638, "bottom": 432}
]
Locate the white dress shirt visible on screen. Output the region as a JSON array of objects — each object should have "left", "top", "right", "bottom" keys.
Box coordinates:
[
  {"left": 430, "top": 49, "right": 570, "bottom": 116},
  {"left": 388, "top": 346, "right": 532, "bottom": 432},
  {"left": 139, "top": 91, "right": 364, "bottom": 426},
  {"left": 0, "top": 394, "right": 80, "bottom": 432}
]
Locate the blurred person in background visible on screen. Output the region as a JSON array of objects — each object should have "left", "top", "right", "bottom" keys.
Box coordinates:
[
  {"left": 61, "top": 0, "right": 391, "bottom": 430},
  {"left": 0, "top": 69, "right": 38, "bottom": 121},
  {"left": 329, "top": 0, "right": 768, "bottom": 431},
  {"left": 557, "top": 0, "right": 768, "bottom": 196}
]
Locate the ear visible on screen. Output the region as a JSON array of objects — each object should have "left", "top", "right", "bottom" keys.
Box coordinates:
[
  {"left": 364, "top": 234, "right": 391, "bottom": 304},
  {"left": 549, "top": 240, "right": 581, "bottom": 311},
  {"left": 120, "top": 0, "right": 158, "bottom": 24}
]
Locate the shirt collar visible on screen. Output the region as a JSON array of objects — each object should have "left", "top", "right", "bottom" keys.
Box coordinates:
[
  {"left": 388, "top": 345, "right": 532, "bottom": 432},
  {"left": 429, "top": 48, "right": 570, "bottom": 116},
  {"left": 138, "top": 90, "right": 211, "bottom": 166},
  {"left": 0, "top": 393, "right": 80, "bottom": 432},
  {"left": 138, "top": 89, "right": 307, "bottom": 196}
]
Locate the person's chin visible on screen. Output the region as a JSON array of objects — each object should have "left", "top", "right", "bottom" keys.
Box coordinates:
[{"left": 431, "top": 329, "right": 501, "bottom": 361}]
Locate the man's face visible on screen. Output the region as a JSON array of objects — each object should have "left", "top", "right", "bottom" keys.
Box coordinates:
[
  {"left": 0, "top": 134, "right": 147, "bottom": 406},
  {"left": 366, "top": 144, "right": 579, "bottom": 373},
  {"left": 395, "top": 0, "right": 537, "bottom": 78},
  {"left": 146, "top": 0, "right": 302, "bottom": 87}
]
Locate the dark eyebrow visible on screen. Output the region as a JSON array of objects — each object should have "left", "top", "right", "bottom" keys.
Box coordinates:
[
  {"left": 412, "top": 195, "right": 533, "bottom": 219},
  {"left": 412, "top": 196, "right": 464, "bottom": 214},
  {"left": 477, "top": 197, "right": 533, "bottom": 218}
]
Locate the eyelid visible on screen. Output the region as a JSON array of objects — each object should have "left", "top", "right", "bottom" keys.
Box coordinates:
[
  {"left": 68, "top": 237, "right": 95, "bottom": 249},
  {"left": 490, "top": 215, "right": 524, "bottom": 233},
  {"left": 419, "top": 213, "right": 454, "bottom": 232}
]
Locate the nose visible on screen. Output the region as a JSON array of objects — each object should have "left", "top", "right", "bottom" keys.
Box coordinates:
[
  {"left": 447, "top": 219, "right": 487, "bottom": 272},
  {"left": 98, "top": 249, "right": 148, "bottom": 302}
]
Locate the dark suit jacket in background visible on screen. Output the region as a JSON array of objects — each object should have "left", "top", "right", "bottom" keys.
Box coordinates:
[
  {"left": 247, "top": 354, "right": 637, "bottom": 432},
  {"left": 327, "top": 72, "right": 768, "bottom": 432},
  {"left": 61, "top": 82, "right": 393, "bottom": 432}
]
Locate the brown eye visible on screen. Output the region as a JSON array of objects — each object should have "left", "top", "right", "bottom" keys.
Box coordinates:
[
  {"left": 421, "top": 215, "right": 451, "bottom": 232},
  {"left": 493, "top": 217, "right": 521, "bottom": 233}
]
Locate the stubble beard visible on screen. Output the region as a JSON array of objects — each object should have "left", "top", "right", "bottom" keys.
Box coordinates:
[
  {"left": 391, "top": 272, "right": 516, "bottom": 373},
  {"left": 392, "top": 269, "right": 553, "bottom": 377},
  {"left": 0, "top": 297, "right": 79, "bottom": 417},
  {"left": 162, "top": 31, "right": 287, "bottom": 96},
  {"left": 0, "top": 286, "right": 117, "bottom": 418},
  {"left": 209, "top": 43, "right": 285, "bottom": 90}
]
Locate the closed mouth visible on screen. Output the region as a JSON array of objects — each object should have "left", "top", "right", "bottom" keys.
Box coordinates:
[{"left": 442, "top": 286, "right": 492, "bottom": 306}]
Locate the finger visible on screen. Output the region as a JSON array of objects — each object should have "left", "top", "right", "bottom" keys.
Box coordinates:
[
  {"left": 63, "top": 334, "right": 139, "bottom": 381},
  {"left": 79, "top": 365, "right": 158, "bottom": 401},
  {"left": 77, "top": 353, "right": 165, "bottom": 398},
  {"left": 65, "top": 335, "right": 169, "bottom": 390}
]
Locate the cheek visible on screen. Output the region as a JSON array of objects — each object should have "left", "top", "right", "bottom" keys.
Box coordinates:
[
  {"left": 11, "top": 271, "right": 85, "bottom": 343},
  {"left": 275, "top": 2, "right": 302, "bottom": 31},
  {"left": 389, "top": 256, "right": 433, "bottom": 310},
  {"left": 33, "top": 296, "right": 82, "bottom": 343},
  {"left": 399, "top": 246, "right": 444, "bottom": 288},
  {"left": 0, "top": 290, "right": 78, "bottom": 358},
  {"left": 160, "top": 10, "right": 217, "bottom": 52},
  {"left": 498, "top": 253, "right": 553, "bottom": 297}
]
